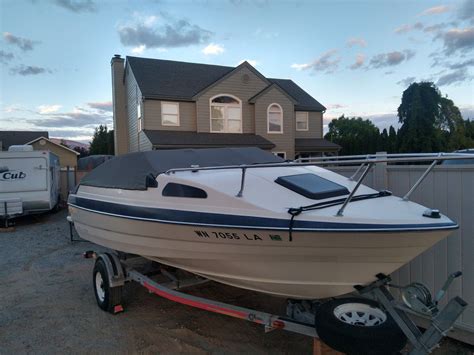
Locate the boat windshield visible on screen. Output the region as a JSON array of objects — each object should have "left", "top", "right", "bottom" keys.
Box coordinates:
[{"left": 275, "top": 173, "right": 350, "bottom": 200}]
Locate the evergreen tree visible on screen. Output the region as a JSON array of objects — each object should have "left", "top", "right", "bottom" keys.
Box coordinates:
[{"left": 90, "top": 125, "right": 114, "bottom": 155}]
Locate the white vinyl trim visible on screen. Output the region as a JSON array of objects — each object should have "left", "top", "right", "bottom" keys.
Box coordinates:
[
  {"left": 296, "top": 111, "right": 309, "bottom": 131},
  {"left": 267, "top": 103, "right": 283, "bottom": 134},
  {"left": 209, "top": 94, "right": 242, "bottom": 133},
  {"left": 161, "top": 101, "right": 180, "bottom": 126}
]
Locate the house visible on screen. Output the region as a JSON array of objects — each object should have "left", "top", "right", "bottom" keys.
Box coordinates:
[
  {"left": 0, "top": 131, "right": 49, "bottom": 151},
  {"left": 27, "top": 136, "right": 79, "bottom": 169},
  {"left": 111, "top": 55, "right": 341, "bottom": 159}
]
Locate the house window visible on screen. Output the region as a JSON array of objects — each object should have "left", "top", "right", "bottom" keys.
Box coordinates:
[
  {"left": 210, "top": 94, "right": 242, "bottom": 133},
  {"left": 138, "top": 118, "right": 143, "bottom": 132},
  {"left": 267, "top": 103, "right": 283, "bottom": 133},
  {"left": 296, "top": 112, "right": 309, "bottom": 131},
  {"left": 137, "top": 101, "right": 142, "bottom": 119},
  {"left": 161, "top": 102, "right": 180, "bottom": 126}
]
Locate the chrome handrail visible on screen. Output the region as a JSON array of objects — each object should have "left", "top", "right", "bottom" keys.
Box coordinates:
[{"left": 163, "top": 153, "right": 472, "bottom": 214}]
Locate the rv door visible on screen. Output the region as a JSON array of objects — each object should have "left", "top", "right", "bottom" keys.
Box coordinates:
[{"left": 0, "top": 156, "right": 48, "bottom": 193}]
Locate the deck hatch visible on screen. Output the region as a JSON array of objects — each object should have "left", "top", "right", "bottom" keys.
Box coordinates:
[{"left": 275, "top": 173, "right": 350, "bottom": 200}]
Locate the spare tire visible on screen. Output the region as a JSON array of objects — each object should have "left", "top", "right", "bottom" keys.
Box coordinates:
[{"left": 315, "top": 297, "right": 406, "bottom": 355}]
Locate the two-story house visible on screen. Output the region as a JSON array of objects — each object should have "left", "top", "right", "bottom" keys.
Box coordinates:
[{"left": 111, "top": 55, "right": 340, "bottom": 159}]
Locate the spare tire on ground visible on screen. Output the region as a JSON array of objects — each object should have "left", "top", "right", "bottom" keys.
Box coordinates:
[{"left": 314, "top": 297, "right": 407, "bottom": 355}]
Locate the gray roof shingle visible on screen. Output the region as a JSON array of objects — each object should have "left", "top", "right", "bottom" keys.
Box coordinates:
[
  {"left": 143, "top": 130, "right": 275, "bottom": 150},
  {"left": 0, "top": 131, "right": 49, "bottom": 151},
  {"left": 127, "top": 57, "right": 233, "bottom": 100},
  {"left": 269, "top": 79, "right": 326, "bottom": 111},
  {"left": 126, "top": 57, "right": 325, "bottom": 111},
  {"left": 295, "top": 138, "right": 341, "bottom": 152}
]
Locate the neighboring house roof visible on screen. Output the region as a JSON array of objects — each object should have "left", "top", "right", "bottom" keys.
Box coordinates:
[
  {"left": 0, "top": 131, "right": 49, "bottom": 151},
  {"left": 26, "top": 136, "right": 80, "bottom": 155},
  {"left": 126, "top": 56, "right": 325, "bottom": 111},
  {"left": 143, "top": 130, "right": 275, "bottom": 150},
  {"left": 295, "top": 138, "right": 341, "bottom": 152},
  {"left": 269, "top": 79, "right": 326, "bottom": 112}
]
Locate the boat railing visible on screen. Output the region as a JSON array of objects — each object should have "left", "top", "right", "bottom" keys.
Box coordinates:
[{"left": 164, "top": 152, "right": 472, "bottom": 216}]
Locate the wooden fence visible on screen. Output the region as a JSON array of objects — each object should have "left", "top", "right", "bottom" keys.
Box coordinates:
[{"left": 329, "top": 163, "right": 474, "bottom": 338}]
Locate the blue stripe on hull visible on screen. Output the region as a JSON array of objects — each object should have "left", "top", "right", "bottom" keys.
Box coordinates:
[{"left": 68, "top": 195, "right": 458, "bottom": 232}]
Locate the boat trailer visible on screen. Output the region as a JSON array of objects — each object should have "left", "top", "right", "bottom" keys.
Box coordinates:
[{"left": 83, "top": 250, "right": 467, "bottom": 355}]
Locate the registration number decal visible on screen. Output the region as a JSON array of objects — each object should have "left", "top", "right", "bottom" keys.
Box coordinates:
[{"left": 194, "top": 230, "right": 283, "bottom": 242}]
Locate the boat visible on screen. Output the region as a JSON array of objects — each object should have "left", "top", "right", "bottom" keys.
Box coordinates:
[{"left": 68, "top": 147, "right": 458, "bottom": 299}]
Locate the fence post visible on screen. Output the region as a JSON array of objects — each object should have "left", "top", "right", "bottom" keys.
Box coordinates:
[{"left": 373, "top": 151, "right": 388, "bottom": 191}]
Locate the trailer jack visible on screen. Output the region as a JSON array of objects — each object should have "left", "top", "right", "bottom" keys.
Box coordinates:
[{"left": 355, "top": 273, "right": 467, "bottom": 355}]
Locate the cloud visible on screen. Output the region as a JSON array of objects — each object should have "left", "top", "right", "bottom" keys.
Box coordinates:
[
  {"left": 438, "top": 27, "right": 474, "bottom": 54},
  {"left": 37, "top": 104, "right": 62, "bottom": 114},
  {"left": 397, "top": 76, "right": 416, "bottom": 87},
  {"left": 131, "top": 45, "right": 145, "bottom": 54},
  {"left": 53, "top": 0, "right": 96, "bottom": 13},
  {"left": 349, "top": 54, "right": 365, "bottom": 70},
  {"left": 202, "top": 43, "right": 224, "bottom": 55},
  {"left": 364, "top": 112, "right": 400, "bottom": 130},
  {"left": 436, "top": 67, "right": 472, "bottom": 86},
  {"left": 326, "top": 104, "right": 346, "bottom": 109},
  {"left": 394, "top": 22, "right": 424, "bottom": 34},
  {"left": 419, "top": 5, "right": 450, "bottom": 16},
  {"left": 237, "top": 59, "right": 258, "bottom": 66},
  {"left": 457, "top": 0, "right": 473, "bottom": 24},
  {"left": 347, "top": 37, "right": 367, "bottom": 47},
  {"left": 291, "top": 49, "right": 340, "bottom": 74},
  {"left": 9, "top": 65, "right": 52, "bottom": 76},
  {"left": 368, "top": 50, "right": 415, "bottom": 68},
  {"left": 424, "top": 23, "right": 449, "bottom": 33},
  {"left": 118, "top": 16, "right": 212, "bottom": 49},
  {"left": 460, "top": 105, "right": 474, "bottom": 119},
  {"left": 3, "top": 32, "right": 39, "bottom": 51},
  {"left": 29, "top": 107, "right": 112, "bottom": 128},
  {"left": 0, "top": 50, "right": 14, "bottom": 64},
  {"left": 87, "top": 101, "right": 112, "bottom": 112}
]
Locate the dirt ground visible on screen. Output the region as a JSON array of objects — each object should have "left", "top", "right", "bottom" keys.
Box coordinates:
[{"left": 0, "top": 209, "right": 472, "bottom": 354}]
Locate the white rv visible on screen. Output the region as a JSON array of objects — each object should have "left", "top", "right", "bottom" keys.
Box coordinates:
[{"left": 0, "top": 146, "right": 60, "bottom": 224}]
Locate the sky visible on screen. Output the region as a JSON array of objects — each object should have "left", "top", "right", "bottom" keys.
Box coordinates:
[{"left": 0, "top": 0, "right": 473, "bottom": 143}]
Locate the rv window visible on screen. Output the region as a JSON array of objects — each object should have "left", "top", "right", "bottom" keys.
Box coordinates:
[
  {"left": 162, "top": 183, "right": 207, "bottom": 198},
  {"left": 275, "top": 173, "right": 349, "bottom": 200}
]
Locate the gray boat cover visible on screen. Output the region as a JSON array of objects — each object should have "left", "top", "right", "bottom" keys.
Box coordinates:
[{"left": 79, "top": 147, "right": 283, "bottom": 190}]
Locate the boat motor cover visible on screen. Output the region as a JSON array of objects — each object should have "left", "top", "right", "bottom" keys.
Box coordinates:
[{"left": 79, "top": 147, "right": 283, "bottom": 190}]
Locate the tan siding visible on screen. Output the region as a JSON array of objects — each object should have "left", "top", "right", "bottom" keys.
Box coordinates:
[
  {"left": 125, "top": 67, "right": 142, "bottom": 152},
  {"left": 30, "top": 141, "right": 77, "bottom": 168},
  {"left": 196, "top": 66, "right": 268, "bottom": 133},
  {"left": 295, "top": 111, "right": 323, "bottom": 138},
  {"left": 254, "top": 87, "right": 295, "bottom": 159},
  {"left": 144, "top": 100, "right": 197, "bottom": 131}
]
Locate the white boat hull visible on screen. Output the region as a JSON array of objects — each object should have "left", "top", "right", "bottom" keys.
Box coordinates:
[{"left": 71, "top": 207, "right": 450, "bottom": 299}]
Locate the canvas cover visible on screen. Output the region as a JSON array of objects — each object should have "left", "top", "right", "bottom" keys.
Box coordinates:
[{"left": 79, "top": 147, "right": 283, "bottom": 190}]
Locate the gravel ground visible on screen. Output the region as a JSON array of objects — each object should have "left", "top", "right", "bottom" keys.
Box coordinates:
[{"left": 0, "top": 209, "right": 472, "bottom": 354}]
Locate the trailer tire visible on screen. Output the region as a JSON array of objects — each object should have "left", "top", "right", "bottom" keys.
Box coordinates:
[
  {"left": 93, "top": 258, "right": 122, "bottom": 313},
  {"left": 315, "top": 297, "right": 406, "bottom": 355}
]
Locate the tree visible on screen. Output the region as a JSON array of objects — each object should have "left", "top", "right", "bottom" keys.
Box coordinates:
[
  {"left": 387, "top": 126, "right": 398, "bottom": 153},
  {"left": 325, "top": 115, "right": 380, "bottom": 155},
  {"left": 73, "top": 146, "right": 90, "bottom": 158},
  {"left": 397, "top": 82, "right": 444, "bottom": 152},
  {"left": 89, "top": 125, "right": 115, "bottom": 155}
]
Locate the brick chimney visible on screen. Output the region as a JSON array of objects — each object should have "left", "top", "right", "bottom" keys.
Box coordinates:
[{"left": 111, "top": 54, "right": 129, "bottom": 155}]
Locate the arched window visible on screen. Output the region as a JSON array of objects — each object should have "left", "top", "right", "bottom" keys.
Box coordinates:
[
  {"left": 267, "top": 103, "right": 283, "bottom": 133},
  {"left": 210, "top": 94, "right": 242, "bottom": 133}
]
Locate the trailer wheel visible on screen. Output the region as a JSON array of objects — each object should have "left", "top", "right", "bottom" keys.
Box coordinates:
[
  {"left": 315, "top": 297, "right": 406, "bottom": 355},
  {"left": 93, "top": 258, "right": 122, "bottom": 313}
]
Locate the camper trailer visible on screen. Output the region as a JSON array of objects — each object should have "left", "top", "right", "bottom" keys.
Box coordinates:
[{"left": 0, "top": 146, "right": 60, "bottom": 225}]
